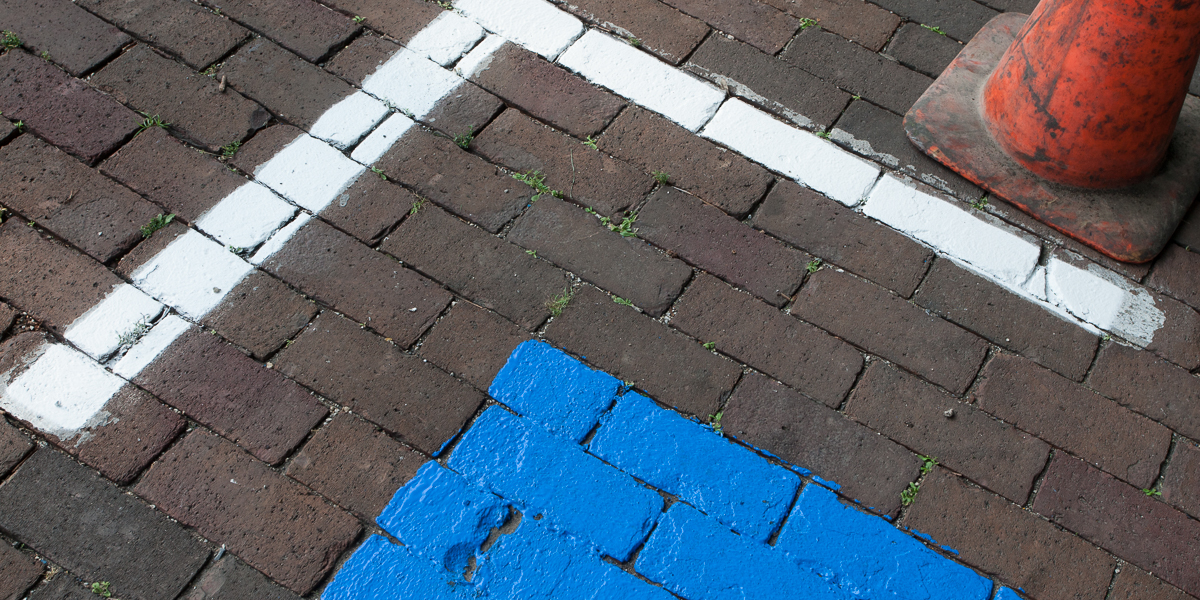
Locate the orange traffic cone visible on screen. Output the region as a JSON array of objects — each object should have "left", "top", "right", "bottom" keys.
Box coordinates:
[{"left": 905, "top": 0, "right": 1200, "bottom": 263}]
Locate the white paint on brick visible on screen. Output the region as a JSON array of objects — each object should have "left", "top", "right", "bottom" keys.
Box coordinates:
[
  {"left": 454, "top": 0, "right": 583, "bottom": 60},
  {"left": 362, "top": 46, "right": 463, "bottom": 119},
  {"left": 0, "top": 343, "right": 124, "bottom": 437},
  {"left": 194, "top": 182, "right": 298, "bottom": 249},
  {"left": 455, "top": 34, "right": 507, "bottom": 80},
  {"left": 559, "top": 30, "right": 723, "bottom": 132},
  {"left": 862, "top": 174, "right": 1040, "bottom": 287},
  {"left": 64, "top": 284, "right": 165, "bottom": 362},
  {"left": 251, "top": 213, "right": 312, "bottom": 265},
  {"left": 309, "top": 91, "right": 390, "bottom": 150},
  {"left": 112, "top": 314, "right": 192, "bottom": 379},
  {"left": 131, "top": 229, "right": 253, "bottom": 320},
  {"left": 688, "top": 67, "right": 815, "bottom": 130},
  {"left": 255, "top": 134, "right": 365, "bottom": 212},
  {"left": 351, "top": 113, "right": 416, "bottom": 165},
  {"left": 1018, "top": 265, "right": 1048, "bottom": 302},
  {"left": 701, "top": 99, "right": 880, "bottom": 204},
  {"left": 407, "top": 10, "right": 487, "bottom": 66},
  {"left": 1046, "top": 258, "right": 1164, "bottom": 346}
]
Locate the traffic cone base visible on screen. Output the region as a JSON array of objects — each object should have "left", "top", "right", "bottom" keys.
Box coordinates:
[{"left": 904, "top": 14, "right": 1200, "bottom": 264}]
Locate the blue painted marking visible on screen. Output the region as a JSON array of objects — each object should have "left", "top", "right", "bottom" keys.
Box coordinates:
[
  {"left": 812, "top": 475, "right": 841, "bottom": 490},
  {"left": 775, "top": 485, "right": 992, "bottom": 600},
  {"left": 375, "top": 462, "right": 509, "bottom": 578},
  {"left": 321, "top": 535, "right": 472, "bottom": 599},
  {"left": 489, "top": 340, "right": 621, "bottom": 441},
  {"left": 994, "top": 587, "right": 1024, "bottom": 600},
  {"left": 447, "top": 406, "right": 662, "bottom": 561},
  {"left": 587, "top": 392, "right": 800, "bottom": 542}
]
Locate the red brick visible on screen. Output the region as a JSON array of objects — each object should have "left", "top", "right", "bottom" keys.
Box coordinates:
[
  {"left": 219, "top": 38, "right": 356, "bottom": 130},
  {"left": 286, "top": 412, "right": 428, "bottom": 517},
  {"left": 0, "top": 542, "right": 42, "bottom": 600},
  {"left": 0, "top": 417, "right": 33, "bottom": 477},
  {"left": 865, "top": 0, "right": 996, "bottom": 42},
  {"left": 672, "top": 273, "right": 863, "bottom": 407},
  {"left": 505, "top": 196, "right": 692, "bottom": 317},
  {"left": 1147, "top": 244, "right": 1200, "bottom": 311},
  {"left": 1088, "top": 342, "right": 1200, "bottom": 441},
  {"left": 321, "top": 172, "right": 416, "bottom": 245},
  {"left": 0, "top": 0, "right": 130, "bottom": 76},
  {"left": 753, "top": 180, "right": 932, "bottom": 296},
  {"left": 0, "top": 50, "right": 140, "bottom": 164},
  {"left": 66, "top": 387, "right": 184, "bottom": 484},
  {"left": 418, "top": 301, "right": 531, "bottom": 391},
  {"left": 976, "top": 354, "right": 1171, "bottom": 488},
  {"left": 91, "top": 45, "right": 270, "bottom": 152},
  {"left": 1160, "top": 440, "right": 1200, "bottom": 521},
  {"left": 273, "top": 311, "right": 484, "bottom": 455},
  {"left": 884, "top": 22, "right": 964, "bottom": 78},
  {"left": 781, "top": 28, "right": 933, "bottom": 115},
  {"left": 901, "top": 468, "right": 1117, "bottom": 600},
  {"left": 1109, "top": 564, "right": 1195, "bottom": 600},
  {"left": 846, "top": 361, "right": 1049, "bottom": 504},
  {"left": 637, "top": 187, "right": 811, "bottom": 307},
  {"left": 661, "top": 0, "right": 799, "bottom": 54},
  {"left": 257, "top": 218, "right": 452, "bottom": 347},
  {"left": 204, "top": 271, "right": 318, "bottom": 360},
  {"left": 79, "top": 0, "right": 250, "bottom": 69},
  {"left": 556, "top": 0, "right": 708, "bottom": 64},
  {"left": 0, "top": 448, "right": 210, "bottom": 600},
  {"left": 545, "top": 285, "right": 741, "bottom": 418},
  {"left": 759, "top": 0, "right": 899, "bottom": 51},
  {"left": 134, "top": 328, "right": 329, "bottom": 464},
  {"left": 723, "top": 371, "right": 920, "bottom": 516},
  {"left": 200, "top": 0, "right": 357, "bottom": 62},
  {"left": 1033, "top": 453, "right": 1200, "bottom": 597},
  {"left": 135, "top": 430, "right": 362, "bottom": 595},
  {"left": 599, "top": 106, "right": 772, "bottom": 218},
  {"left": 181, "top": 555, "right": 303, "bottom": 600},
  {"left": 317, "top": 0, "right": 441, "bottom": 45},
  {"left": 791, "top": 268, "right": 989, "bottom": 394},
  {"left": 472, "top": 108, "right": 655, "bottom": 217}
]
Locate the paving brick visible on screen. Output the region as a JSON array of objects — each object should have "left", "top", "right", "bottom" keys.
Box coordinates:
[
  {"left": 180, "top": 555, "right": 303, "bottom": 600},
  {"left": 1141, "top": 291, "right": 1200, "bottom": 371},
  {"left": 455, "top": 0, "right": 584, "bottom": 60},
  {"left": 382, "top": 205, "right": 570, "bottom": 330},
  {"left": 781, "top": 28, "right": 934, "bottom": 115},
  {"left": 0, "top": 448, "right": 210, "bottom": 600},
  {"left": 324, "top": 34, "right": 397, "bottom": 85},
  {"left": 598, "top": 106, "right": 772, "bottom": 218},
  {"left": 419, "top": 301, "right": 531, "bottom": 391},
  {"left": 257, "top": 218, "right": 452, "bottom": 347},
  {"left": 846, "top": 361, "right": 1049, "bottom": 504},
  {"left": 135, "top": 430, "right": 361, "bottom": 595},
  {"left": 201, "top": 0, "right": 356, "bottom": 62},
  {"left": 286, "top": 412, "right": 428, "bottom": 518},
  {"left": 792, "top": 268, "right": 989, "bottom": 394},
  {"left": 884, "top": 22, "right": 963, "bottom": 78},
  {"left": 319, "top": 0, "right": 441, "bottom": 45},
  {"left": 1147, "top": 243, "right": 1200, "bottom": 311},
  {"left": 0, "top": 417, "right": 33, "bottom": 477},
  {"left": 0, "top": 116, "right": 16, "bottom": 143},
  {"left": 0, "top": 301, "right": 15, "bottom": 336},
  {"left": 219, "top": 38, "right": 355, "bottom": 130},
  {"left": 901, "top": 468, "right": 1117, "bottom": 600},
  {"left": 556, "top": 0, "right": 708, "bottom": 64},
  {"left": 976, "top": 354, "right": 1171, "bottom": 488},
  {"left": 753, "top": 180, "right": 932, "bottom": 296},
  {"left": 975, "top": 0, "right": 1038, "bottom": 10},
  {"left": 1160, "top": 440, "right": 1200, "bottom": 521},
  {"left": 0, "top": 50, "right": 140, "bottom": 164},
  {"left": 685, "top": 34, "right": 851, "bottom": 130},
  {"left": 204, "top": 270, "right": 317, "bottom": 360},
  {"left": 321, "top": 172, "right": 416, "bottom": 245},
  {"left": 1033, "top": 453, "right": 1200, "bottom": 597},
  {"left": 915, "top": 259, "right": 1100, "bottom": 381},
  {"left": 78, "top": 0, "right": 249, "bottom": 69},
  {"left": 866, "top": 0, "right": 996, "bottom": 42},
  {"left": 1109, "top": 564, "right": 1195, "bottom": 600},
  {"left": 722, "top": 372, "right": 919, "bottom": 516},
  {"left": 544, "top": 285, "right": 741, "bottom": 417},
  {"left": 506, "top": 196, "right": 691, "bottom": 317},
  {"left": 60, "top": 381, "right": 185, "bottom": 484},
  {"left": 272, "top": 311, "right": 484, "bottom": 455},
  {"left": 91, "top": 45, "right": 269, "bottom": 152},
  {"left": 661, "top": 0, "right": 798, "bottom": 54},
  {"left": 322, "top": 534, "right": 473, "bottom": 599},
  {"left": 113, "top": 219, "right": 188, "bottom": 278},
  {"left": 759, "top": 0, "right": 900, "bottom": 51},
  {"left": 1043, "top": 251, "right": 1167, "bottom": 350},
  {"left": 1177, "top": 203, "right": 1200, "bottom": 250},
  {"left": 472, "top": 108, "right": 655, "bottom": 217},
  {"left": 26, "top": 576, "right": 98, "bottom": 600},
  {"left": 0, "top": 537, "right": 42, "bottom": 600},
  {"left": 0, "top": 0, "right": 130, "bottom": 76}
]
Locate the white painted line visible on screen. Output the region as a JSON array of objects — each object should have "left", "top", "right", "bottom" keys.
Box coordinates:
[
  {"left": 251, "top": 212, "right": 312, "bottom": 265},
  {"left": 362, "top": 46, "right": 464, "bottom": 119},
  {"left": 1, "top": 343, "right": 125, "bottom": 438},
  {"left": 558, "top": 30, "right": 723, "bottom": 132},
  {"left": 1046, "top": 258, "right": 1164, "bottom": 346},
  {"left": 194, "top": 182, "right": 298, "bottom": 250},
  {"left": 112, "top": 314, "right": 193, "bottom": 379},
  {"left": 351, "top": 113, "right": 416, "bottom": 165},
  {"left": 454, "top": 0, "right": 583, "bottom": 60},
  {"left": 310, "top": 91, "right": 390, "bottom": 150},
  {"left": 406, "top": 10, "right": 487, "bottom": 66},
  {"left": 455, "top": 34, "right": 507, "bottom": 80},
  {"left": 64, "top": 284, "right": 165, "bottom": 362},
  {"left": 255, "top": 134, "right": 365, "bottom": 213},
  {"left": 130, "top": 229, "right": 254, "bottom": 320}
]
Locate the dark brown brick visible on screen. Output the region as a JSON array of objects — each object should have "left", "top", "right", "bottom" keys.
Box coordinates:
[
  {"left": 286, "top": 412, "right": 428, "bottom": 517},
  {"left": 545, "top": 285, "right": 740, "bottom": 417},
  {"left": 200, "top": 0, "right": 357, "bottom": 62},
  {"left": 599, "top": 106, "right": 772, "bottom": 218},
  {"left": 1161, "top": 440, "right": 1200, "bottom": 521},
  {"left": 0, "top": 417, "right": 33, "bottom": 477},
  {"left": 753, "top": 180, "right": 931, "bottom": 296},
  {"left": 884, "top": 22, "right": 963, "bottom": 78},
  {"left": 0, "top": 301, "right": 15, "bottom": 335},
  {"left": 64, "top": 382, "right": 185, "bottom": 484},
  {"left": 114, "top": 219, "right": 189, "bottom": 277},
  {"left": 0, "top": 448, "right": 210, "bottom": 600},
  {"left": 661, "top": 0, "right": 799, "bottom": 54},
  {"left": 27, "top": 576, "right": 96, "bottom": 600},
  {"left": 556, "top": 0, "right": 708, "bottom": 64},
  {"left": 0, "top": 50, "right": 140, "bottom": 164},
  {"left": 723, "top": 371, "right": 919, "bottom": 516},
  {"left": 181, "top": 555, "right": 303, "bottom": 600},
  {"left": 418, "top": 301, "right": 531, "bottom": 391},
  {"left": 472, "top": 108, "right": 655, "bottom": 217},
  {"left": 865, "top": 0, "right": 996, "bottom": 42},
  {"left": 1124, "top": 282, "right": 1200, "bottom": 371},
  {"left": 219, "top": 38, "right": 355, "bottom": 130},
  {"left": 318, "top": 0, "right": 441, "bottom": 45},
  {"left": 324, "top": 34, "right": 398, "bottom": 85},
  {"left": 901, "top": 468, "right": 1117, "bottom": 600},
  {"left": 0, "top": 542, "right": 42, "bottom": 600},
  {"left": 1147, "top": 244, "right": 1200, "bottom": 311},
  {"left": 226, "top": 121, "right": 301, "bottom": 173},
  {"left": 79, "top": 0, "right": 250, "bottom": 69},
  {"left": 1033, "top": 453, "right": 1200, "bottom": 597},
  {"left": 135, "top": 430, "right": 361, "bottom": 595},
  {"left": 257, "top": 218, "right": 452, "bottom": 347},
  {"left": 672, "top": 273, "right": 862, "bottom": 406},
  {"left": 204, "top": 270, "right": 318, "bottom": 360},
  {"left": 915, "top": 259, "right": 1099, "bottom": 381},
  {"left": 506, "top": 196, "right": 692, "bottom": 317},
  {"left": 781, "top": 28, "right": 933, "bottom": 115},
  {"left": 91, "top": 45, "right": 270, "bottom": 152},
  {"left": 273, "top": 311, "right": 484, "bottom": 455},
  {"left": 134, "top": 328, "right": 328, "bottom": 464},
  {"left": 846, "top": 361, "right": 1049, "bottom": 504},
  {"left": 322, "top": 169, "right": 416, "bottom": 245},
  {"left": 637, "top": 187, "right": 810, "bottom": 306},
  {"left": 0, "top": 0, "right": 129, "bottom": 76},
  {"left": 759, "top": 0, "right": 900, "bottom": 51},
  {"left": 974, "top": 0, "right": 1037, "bottom": 11},
  {"left": 792, "top": 268, "right": 989, "bottom": 394},
  {"left": 417, "top": 80, "right": 505, "bottom": 140},
  {"left": 1175, "top": 203, "right": 1200, "bottom": 250},
  {"left": 685, "top": 34, "right": 851, "bottom": 130},
  {"left": 976, "top": 353, "right": 1171, "bottom": 488},
  {"left": 465, "top": 41, "right": 625, "bottom": 138},
  {"left": 1110, "top": 564, "right": 1195, "bottom": 600},
  {"left": 0, "top": 117, "right": 17, "bottom": 144}
]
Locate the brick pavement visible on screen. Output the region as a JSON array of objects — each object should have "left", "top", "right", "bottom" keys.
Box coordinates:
[{"left": 1, "top": 0, "right": 1199, "bottom": 598}]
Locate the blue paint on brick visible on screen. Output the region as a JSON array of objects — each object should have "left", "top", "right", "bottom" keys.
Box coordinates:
[
  {"left": 489, "top": 340, "right": 622, "bottom": 441},
  {"left": 636, "top": 502, "right": 844, "bottom": 600},
  {"left": 775, "top": 485, "right": 992, "bottom": 600},
  {"left": 588, "top": 392, "right": 800, "bottom": 542},
  {"left": 812, "top": 475, "right": 841, "bottom": 490},
  {"left": 447, "top": 406, "right": 662, "bottom": 561},
  {"left": 375, "top": 462, "right": 509, "bottom": 578},
  {"left": 321, "top": 535, "right": 473, "bottom": 600},
  {"left": 994, "top": 587, "right": 1024, "bottom": 600}
]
